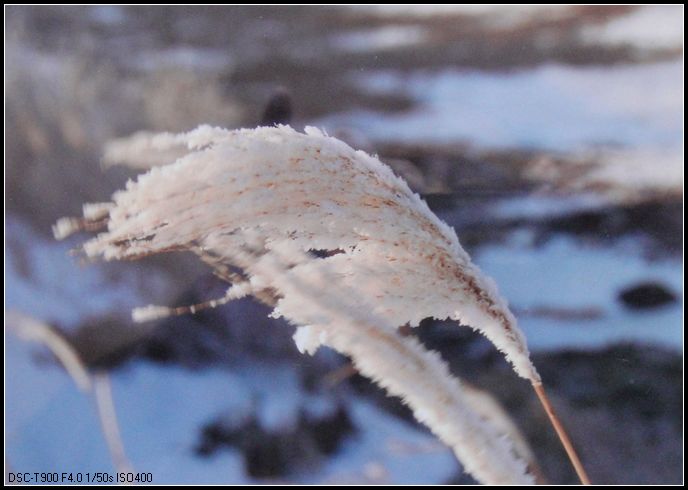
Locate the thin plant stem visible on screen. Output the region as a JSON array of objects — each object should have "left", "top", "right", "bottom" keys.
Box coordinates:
[
  {"left": 533, "top": 383, "right": 591, "bottom": 485},
  {"left": 7, "top": 311, "right": 91, "bottom": 392},
  {"left": 93, "top": 373, "right": 133, "bottom": 475},
  {"left": 8, "top": 312, "right": 133, "bottom": 476}
]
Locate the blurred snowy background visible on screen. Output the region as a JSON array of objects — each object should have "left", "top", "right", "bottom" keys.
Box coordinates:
[{"left": 5, "top": 5, "right": 683, "bottom": 484}]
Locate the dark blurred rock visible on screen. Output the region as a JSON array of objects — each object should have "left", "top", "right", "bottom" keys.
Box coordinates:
[
  {"left": 196, "top": 401, "right": 355, "bottom": 478},
  {"left": 62, "top": 315, "right": 146, "bottom": 369},
  {"left": 449, "top": 195, "right": 682, "bottom": 257},
  {"left": 618, "top": 282, "right": 677, "bottom": 310},
  {"left": 260, "top": 88, "right": 292, "bottom": 126},
  {"left": 542, "top": 199, "right": 683, "bottom": 256}
]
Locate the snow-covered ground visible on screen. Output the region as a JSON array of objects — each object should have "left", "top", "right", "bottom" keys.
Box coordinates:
[
  {"left": 6, "top": 334, "right": 250, "bottom": 484},
  {"left": 319, "top": 60, "right": 682, "bottom": 152},
  {"left": 488, "top": 194, "right": 610, "bottom": 221},
  {"left": 580, "top": 5, "right": 684, "bottom": 50},
  {"left": 354, "top": 4, "right": 683, "bottom": 51},
  {"left": 331, "top": 25, "right": 430, "bottom": 53},
  {"left": 318, "top": 7, "right": 684, "bottom": 201},
  {"left": 6, "top": 325, "right": 456, "bottom": 484},
  {"left": 316, "top": 59, "right": 682, "bottom": 199},
  {"left": 350, "top": 5, "right": 576, "bottom": 27},
  {"left": 474, "top": 234, "right": 682, "bottom": 352},
  {"left": 309, "top": 401, "right": 456, "bottom": 485}
]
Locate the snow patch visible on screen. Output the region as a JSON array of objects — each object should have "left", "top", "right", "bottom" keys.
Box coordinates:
[
  {"left": 581, "top": 6, "right": 684, "bottom": 50},
  {"left": 581, "top": 147, "right": 684, "bottom": 196},
  {"left": 331, "top": 25, "right": 429, "bottom": 53},
  {"left": 321, "top": 60, "right": 682, "bottom": 152},
  {"left": 350, "top": 5, "right": 574, "bottom": 28},
  {"left": 474, "top": 236, "right": 682, "bottom": 351},
  {"left": 300, "top": 400, "right": 457, "bottom": 484}
]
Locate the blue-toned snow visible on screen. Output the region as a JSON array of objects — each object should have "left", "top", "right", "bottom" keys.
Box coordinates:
[
  {"left": 6, "top": 331, "right": 457, "bottom": 484},
  {"left": 474, "top": 234, "right": 682, "bottom": 351},
  {"left": 317, "top": 60, "right": 683, "bottom": 152},
  {"left": 5, "top": 217, "right": 175, "bottom": 329}
]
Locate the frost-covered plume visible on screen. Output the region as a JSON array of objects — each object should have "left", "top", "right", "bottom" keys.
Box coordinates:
[
  {"left": 61, "top": 125, "right": 539, "bottom": 380},
  {"left": 56, "top": 125, "right": 589, "bottom": 484}
]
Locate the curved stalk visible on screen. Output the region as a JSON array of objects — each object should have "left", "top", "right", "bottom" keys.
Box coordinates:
[{"left": 533, "top": 383, "right": 590, "bottom": 485}]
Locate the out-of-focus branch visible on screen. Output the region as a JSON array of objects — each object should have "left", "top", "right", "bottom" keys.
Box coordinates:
[
  {"left": 93, "top": 373, "right": 134, "bottom": 475},
  {"left": 7, "top": 311, "right": 133, "bottom": 475},
  {"left": 7, "top": 310, "right": 91, "bottom": 392}
]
